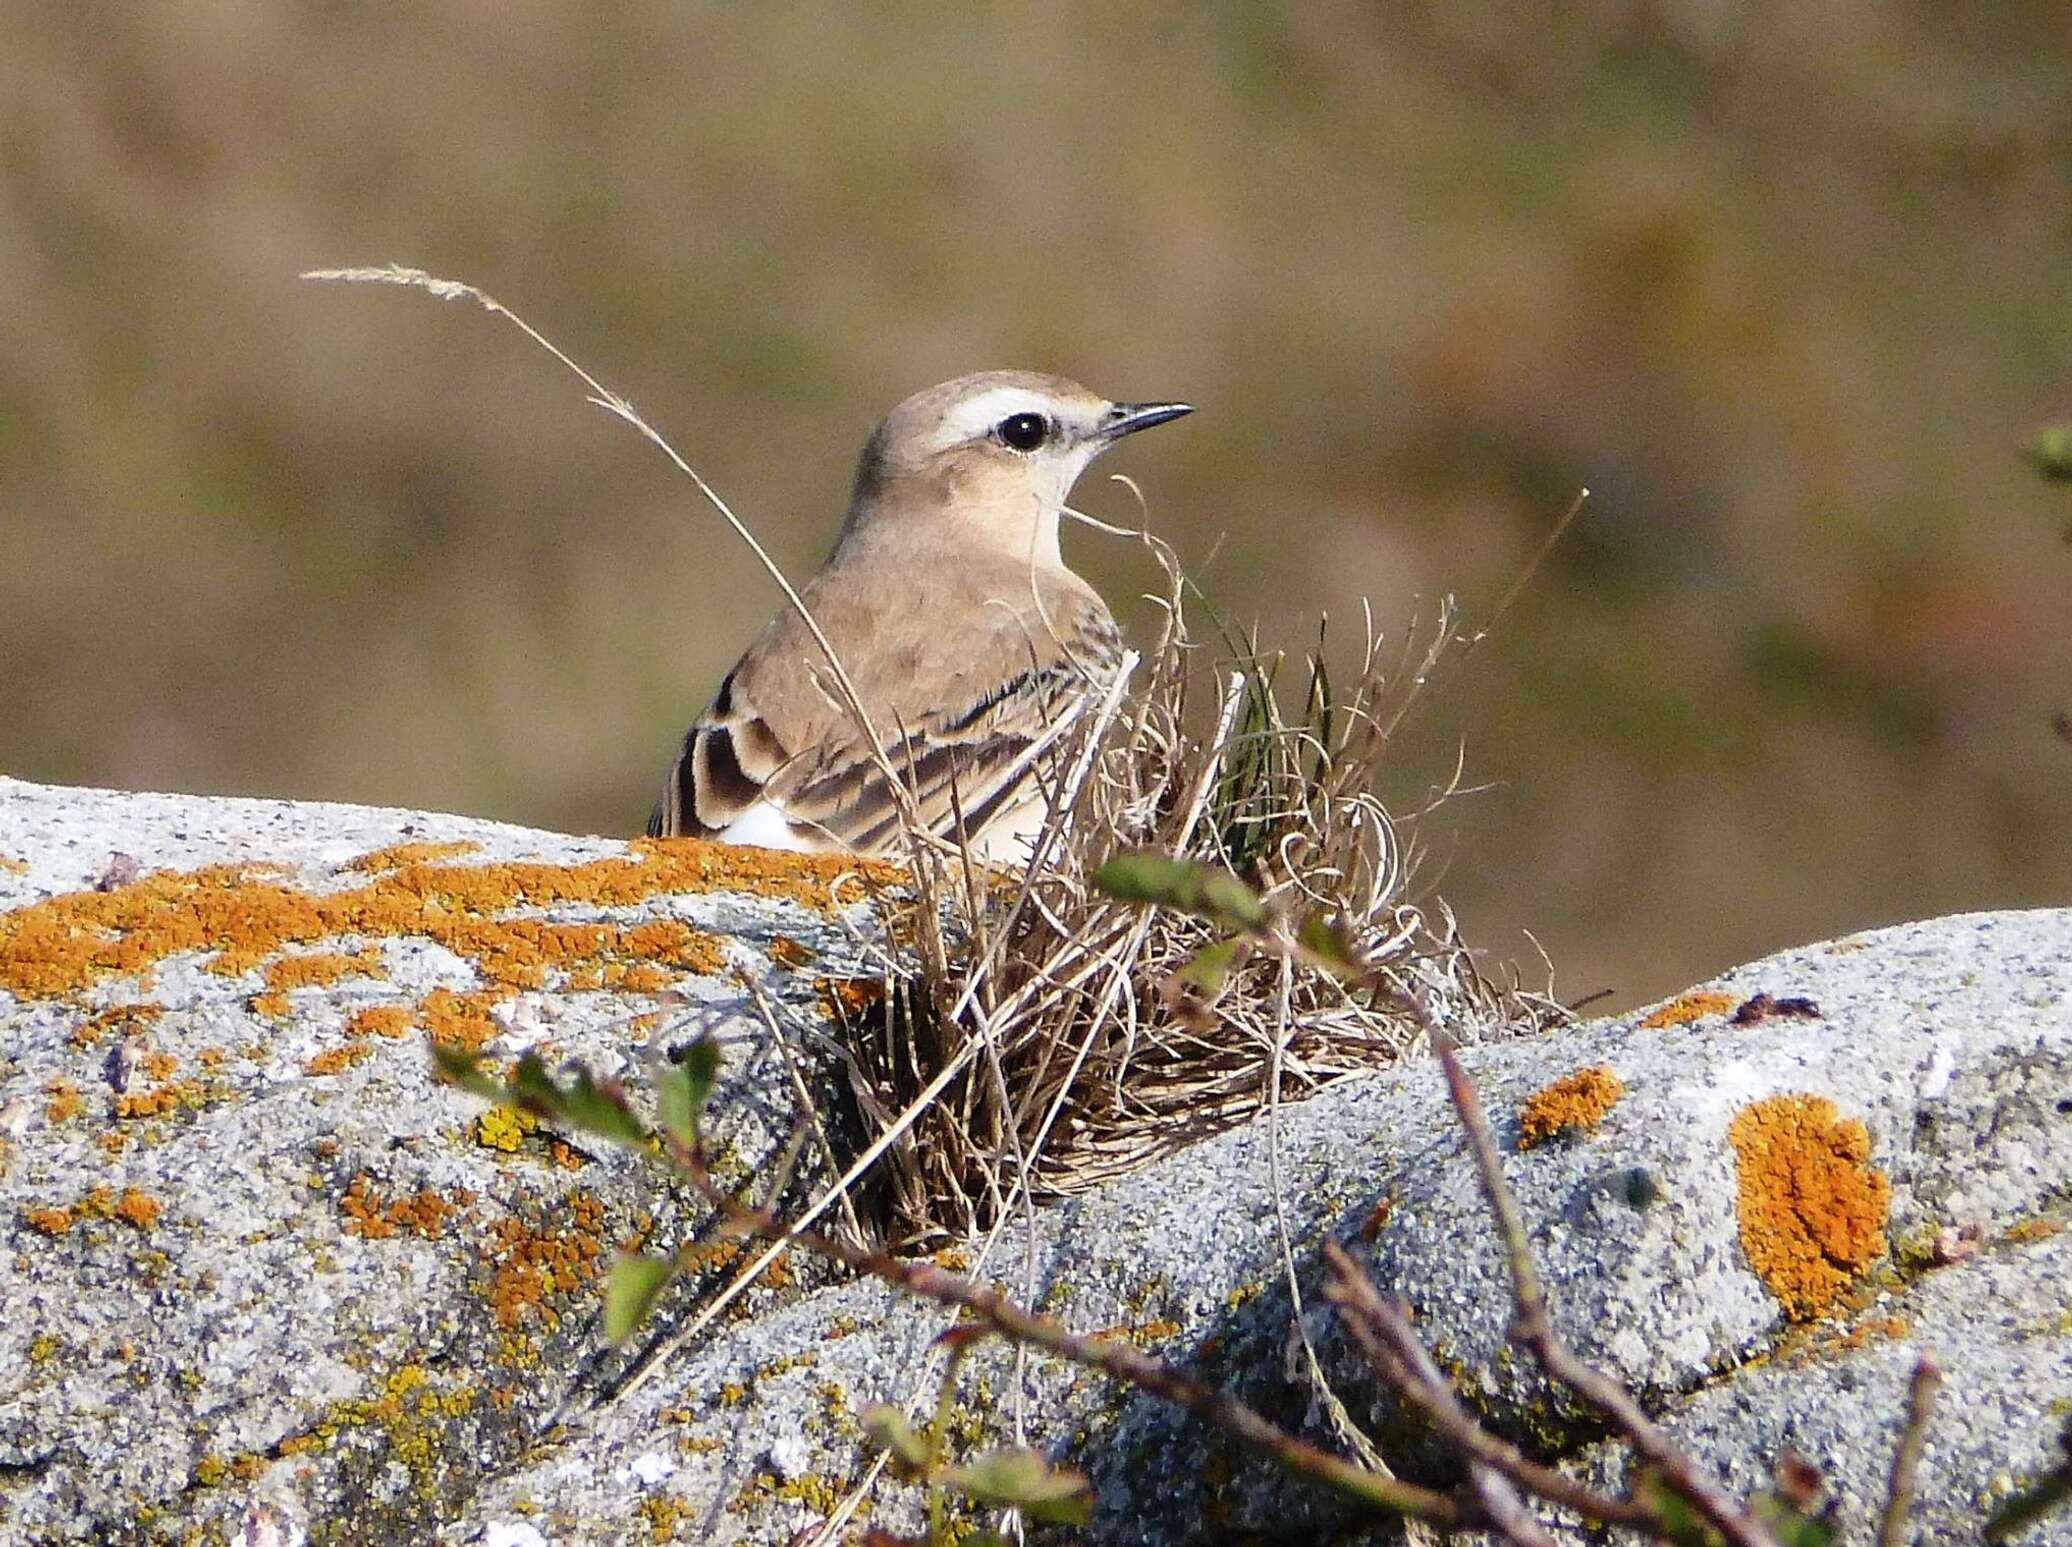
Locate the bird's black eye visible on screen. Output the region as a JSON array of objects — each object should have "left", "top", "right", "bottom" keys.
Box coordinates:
[{"left": 995, "top": 412, "right": 1049, "bottom": 452}]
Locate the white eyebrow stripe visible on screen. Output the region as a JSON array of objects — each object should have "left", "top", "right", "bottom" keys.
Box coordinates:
[{"left": 940, "top": 387, "right": 1059, "bottom": 442}]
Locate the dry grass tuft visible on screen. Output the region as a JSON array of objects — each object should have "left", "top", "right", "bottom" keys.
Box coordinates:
[{"left": 843, "top": 531, "right": 1559, "bottom": 1246}]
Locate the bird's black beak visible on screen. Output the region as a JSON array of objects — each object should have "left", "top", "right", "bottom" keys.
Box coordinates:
[{"left": 1100, "top": 400, "right": 1194, "bottom": 441}]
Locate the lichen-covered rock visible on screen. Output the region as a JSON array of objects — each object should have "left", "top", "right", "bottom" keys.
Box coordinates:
[
  {"left": 2, "top": 777, "right": 2066, "bottom": 1546},
  {"left": 0, "top": 777, "right": 889, "bottom": 1545}
]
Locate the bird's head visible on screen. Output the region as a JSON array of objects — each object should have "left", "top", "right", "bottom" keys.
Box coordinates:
[{"left": 840, "top": 370, "right": 1191, "bottom": 564}]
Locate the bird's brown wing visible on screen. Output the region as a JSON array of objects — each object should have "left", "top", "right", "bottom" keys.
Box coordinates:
[{"left": 646, "top": 570, "right": 1122, "bottom": 853}]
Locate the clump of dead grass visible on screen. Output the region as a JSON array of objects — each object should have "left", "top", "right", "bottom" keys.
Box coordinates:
[{"left": 845, "top": 530, "right": 1559, "bottom": 1246}]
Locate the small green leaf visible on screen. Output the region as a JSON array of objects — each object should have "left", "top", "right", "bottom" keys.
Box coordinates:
[
  {"left": 2024, "top": 425, "right": 2072, "bottom": 482},
  {"left": 603, "top": 1252, "right": 675, "bottom": 1343},
  {"left": 1173, "top": 935, "right": 1245, "bottom": 996},
  {"left": 1294, "top": 912, "right": 1367, "bottom": 979},
  {"left": 1633, "top": 1468, "right": 1721, "bottom": 1546},
  {"left": 655, "top": 1037, "right": 720, "bottom": 1146},
  {"left": 940, "top": 1447, "right": 1093, "bottom": 1525},
  {"left": 430, "top": 1043, "right": 507, "bottom": 1102},
  {"left": 1092, "top": 852, "right": 1270, "bottom": 931},
  {"left": 1986, "top": 1436, "right": 2072, "bottom": 1543},
  {"left": 1751, "top": 1495, "right": 1836, "bottom": 1547},
  {"left": 515, "top": 1054, "right": 646, "bottom": 1145},
  {"left": 860, "top": 1404, "right": 935, "bottom": 1472}
]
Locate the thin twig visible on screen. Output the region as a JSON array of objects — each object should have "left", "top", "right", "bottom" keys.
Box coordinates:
[
  {"left": 1319, "top": 1241, "right": 1656, "bottom": 1534},
  {"left": 708, "top": 1195, "right": 1464, "bottom": 1530},
  {"left": 1425, "top": 1026, "right": 1779, "bottom": 1547},
  {"left": 301, "top": 265, "right": 918, "bottom": 830},
  {"left": 1876, "top": 1355, "right": 1940, "bottom": 1547}
]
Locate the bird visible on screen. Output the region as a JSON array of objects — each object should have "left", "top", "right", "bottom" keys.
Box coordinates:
[{"left": 646, "top": 370, "right": 1192, "bottom": 862}]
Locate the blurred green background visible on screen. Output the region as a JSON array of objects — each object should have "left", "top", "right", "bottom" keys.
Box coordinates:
[{"left": 4, "top": 2, "right": 2069, "bottom": 1008}]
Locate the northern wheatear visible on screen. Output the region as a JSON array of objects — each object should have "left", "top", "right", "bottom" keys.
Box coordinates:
[{"left": 646, "top": 371, "right": 1191, "bottom": 861}]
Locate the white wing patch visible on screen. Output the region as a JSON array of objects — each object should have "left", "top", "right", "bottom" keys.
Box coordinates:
[{"left": 715, "top": 801, "right": 817, "bottom": 852}]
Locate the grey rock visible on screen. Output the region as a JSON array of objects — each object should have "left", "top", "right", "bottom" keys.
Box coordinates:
[{"left": 2, "top": 777, "right": 2066, "bottom": 1546}]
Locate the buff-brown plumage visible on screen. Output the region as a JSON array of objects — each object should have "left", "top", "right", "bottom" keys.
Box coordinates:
[{"left": 647, "top": 371, "right": 1190, "bottom": 860}]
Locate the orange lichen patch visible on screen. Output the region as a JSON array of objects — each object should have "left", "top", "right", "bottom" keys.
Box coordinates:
[
  {"left": 346, "top": 1006, "right": 413, "bottom": 1040},
  {"left": 113, "top": 1188, "right": 162, "bottom": 1229},
  {"left": 96, "top": 1130, "right": 128, "bottom": 1156},
  {"left": 414, "top": 988, "right": 506, "bottom": 1053},
  {"left": 305, "top": 1042, "right": 377, "bottom": 1077},
  {"left": 482, "top": 1192, "right": 607, "bottom": 1330},
  {"left": 1727, "top": 1094, "right": 1891, "bottom": 1321},
  {"left": 817, "top": 977, "right": 885, "bottom": 1023},
  {"left": 347, "top": 840, "right": 481, "bottom": 872},
  {"left": 548, "top": 1140, "right": 586, "bottom": 1172},
  {"left": 629, "top": 836, "right": 897, "bottom": 908},
  {"left": 139, "top": 1050, "right": 178, "bottom": 1081},
  {"left": 0, "top": 842, "right": 876, "bottom": 1003},
  {"left": 339, "top": 1173, "right": 470, "bottom": 1240},
  {"left": 767, "top": 936, "right": 817, "bottom": 971},
  {"left": 682, "top": 1239, "right": 745, "bottom": 1274},
  {"left": 1836, "top": 1313, "right": 1909, "bottom": 1350},
  {"left": 23, "top": 1206, "right": 74, "bottom": 1235},
  {"left": 2003, "top": 1218, "right": 2064, "bottom": 1245},
  {"left": 1095, "top": 1317, "right": 1184, "bottom": 1346},
  {"left": 263, "top": 949, "right": 386, "bottom": 994},
  {"left": 114, "top": 1081, "right": 203, "bottom": 1120},
  {"left": 44, "top": 1078, "right": 82, "bottom": 1124},
  {"left": 613, "top": 963, "right": 673, "bottom": 995},
  {"left": 69, "top": 1001, "right": 166, "bottom": 1048},
  {"left": 1518, "top": 1065, "right": 1625, "bottom": 1150},
  {"left": 1639, "top": 991, "right": 1737, "bottom": 1029}
]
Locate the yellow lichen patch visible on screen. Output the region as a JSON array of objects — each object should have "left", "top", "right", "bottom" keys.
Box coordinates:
[
  {"left": 0, "top": 854, "right": 27, "bottom": 874},
  {"left": 482, "top": 1193, "right": 608, "bottom": 1331},
  {"left": 1727, "top": 1093, "right": 1891, "bottom": 1321},
  {"left": 0, "top": 841, "right": 879, "bottom": 1003},
  {"left": 339, "top": 1174, "right": 470, "bottom": 1241},
  {"left": 1639, "top": 991, "right": 1737, "bottom": 1029},
  {"left": 346, "top": 1005, "right": 413, "bottom": 1039},
  {"left": 1517, "top": 1065, "right": 1625, "bottom": 1150},
  {"left": 309, "top": 1362, "right": 479, "bottom": 1500},
  {"left": 473, "top": 1106, "right": 536, "bottom": 1153}
]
